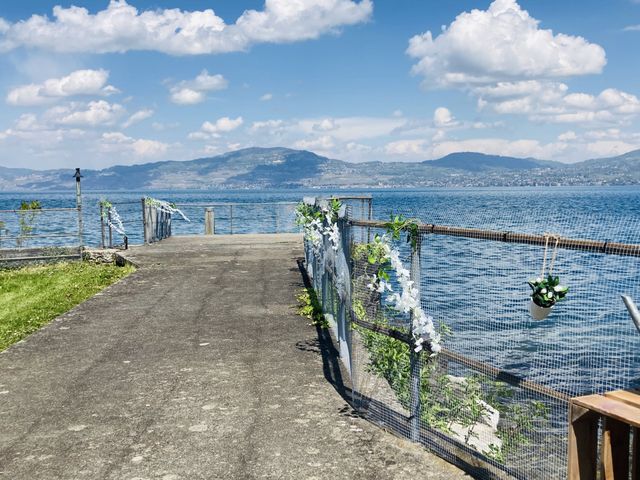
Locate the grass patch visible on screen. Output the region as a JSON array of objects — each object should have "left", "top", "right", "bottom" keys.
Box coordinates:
[
  {"left": 296, "top": 287, "right": 328, "bottom": 328},
  {"left": 0, "top": 261, "right": 134, "bottom": 351}
]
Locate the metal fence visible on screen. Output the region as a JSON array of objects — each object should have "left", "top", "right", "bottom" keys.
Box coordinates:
[
  {"left": 0, "top": 170, "right": 83, "bottom": 265},
  {"left": 303, "top": 196, "right": 640, "bottom": 479}
]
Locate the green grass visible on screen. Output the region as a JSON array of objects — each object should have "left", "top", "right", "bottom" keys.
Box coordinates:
[{"left": 0, "top": 261, "right": 134, "bottom": 351}]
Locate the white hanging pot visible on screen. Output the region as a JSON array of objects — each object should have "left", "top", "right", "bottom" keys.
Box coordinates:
[{"left": 529, "top": 299, "right": 552, "bottom": 320}]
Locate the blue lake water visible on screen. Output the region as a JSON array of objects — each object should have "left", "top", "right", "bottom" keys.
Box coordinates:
[{"left": 1, "top": 186, "right": 639, "bottom": 395}]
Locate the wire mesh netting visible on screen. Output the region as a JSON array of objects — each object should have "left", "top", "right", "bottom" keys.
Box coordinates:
[
  {"left": 0, "top": 207, "right": 82, "bottom": 263},
  {"left": 304, "top": 196, "right": 640, "bottom": 480},
  {"left": 171, "top": 202, "right": 299, "bottom": 235}
]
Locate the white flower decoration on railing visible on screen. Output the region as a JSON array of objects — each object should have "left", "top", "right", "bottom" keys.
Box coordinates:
[
  {"left": 100, "top": 201, "right": 126, "bottom": 237},
  {"left": 367, "top": 233, "right": 441, "bottom": 355},
  {"left": 322, "top": 208, "right": 341, "bottom": 252},
  {"left": 296, "top": 200, "right": 341, "bottom": 253},
  {"left": 145, "top": 197, "right": 191, "bottom": 222}
]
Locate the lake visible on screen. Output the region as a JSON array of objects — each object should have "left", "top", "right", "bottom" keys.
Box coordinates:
[{"left": 1, "top": 186, "right": 639, "bottom": 396}]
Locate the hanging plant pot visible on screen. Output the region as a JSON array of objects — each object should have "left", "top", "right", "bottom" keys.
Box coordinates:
[{"left": 529, "top": 299, "right": 553, "bottom": 321}]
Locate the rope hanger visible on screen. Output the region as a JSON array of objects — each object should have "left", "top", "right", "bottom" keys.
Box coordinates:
[{"left": 541, "top": 233, "right": 561, "bottom": 277}]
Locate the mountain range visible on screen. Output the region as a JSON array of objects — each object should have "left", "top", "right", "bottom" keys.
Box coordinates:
[{"left": 1, "top": 147, "right": 639, "bottom": 190}]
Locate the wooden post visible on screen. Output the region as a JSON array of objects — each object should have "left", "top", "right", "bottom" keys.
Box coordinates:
[
  {"left": 568, "top": 403, "right": 600, "bottom": 480},
  {"left": 601, "top": 418, "right": 630, "bottom": 479},
  {"left": 205, "top": 208, "right": 214, "bottom": 235},
  {"left": 230, "top": 204, "right": 234, "bottom": 234},
  {"left": 409, "top": 235, "right": 422, "bottom": 442}
]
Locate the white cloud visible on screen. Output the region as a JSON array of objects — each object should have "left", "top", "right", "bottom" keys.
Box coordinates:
[
  {"left": 476, "top": 81, "right": 640, "bottom": 125},
  {"left": 433, "top": 107, "right": 458, "bottom": 128},
  {"left": 250, "top": 119, "right": 285, "bottom": 132},
  {"left": 623, "top": 25, "right": 640, "bottom": 32},
  {"left": 385, "top": 139, "right": 428, "bottom": 156},
  {"left": 6, "top": 69, "right": 118, "bottom": 106},
  {"left": 558, "top": 131, "right": 577, "bottom": 141},
  {"left": 45, "top": 100, "right": 125, "bottom": 126},
  {"left": 169, "top": 70, "right": 228, "bottom": 105},
  {"left": 122, "top": 109, "right": 154, "bottom": 128},
  {"left": 260, "top": 93, "right": 273, "bottom": 101},
  {"left": 407, "top": 0, "right": 606, "bottom": 88},
  {"left": 101, "top": 131, "right": 168, "bottom": 157},
  {"left": 294, "top": 135, "right": 335, "bottom": 150},
  {"left": 0, "top": 0, "right": 372, "bottom": 55},
  {"left": 298, "top": 116, "right": 406, "bottom": 141},
  {"left": 189, "top": 116, "right": 244, "bottom": 139},
  {"left": 202, "top": 116, "right": 243, "bottom": 133},
  {"left": 170, "top": 89, "right": 205, "bottom": 105}
]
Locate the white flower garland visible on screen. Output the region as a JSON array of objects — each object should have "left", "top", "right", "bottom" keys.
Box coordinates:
[
  {"left": 322, "top": 207, "right": 341, "bottom": 252},
  {"left": 296, "top": 202, "right": 340, "bottom": 253},
  {"left": 145, "top": 197, "right": 190, "bottom": 222},
  {"left": 100, "top": 202, "right": 126, "bottom": 238},
  {"left": 367, "top": 234, "right": 441, "bottom": 356}
]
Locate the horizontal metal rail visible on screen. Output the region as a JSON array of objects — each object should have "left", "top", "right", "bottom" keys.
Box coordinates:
[
  {"left": 0, "top": 232, "right": 78, "bottom": 240},
  {"left": 173, "top": 202, "right": 297, "bottom": 207},
  {"left": 106, "top": 200, "right": 141, "bottom": 205},
  {"left": 0, "top": 207, "right": 78, "bottom": 213},
  {"left": 350, "top": 219, "right": 640, "bottom": 258},
  {"left": 0, "top": 254, "right": 81, "bottom": 262},
  {"left": 351, "top": 314, "right": 570, "bottom": 403},
  {"left": 331, "top": 195, "right": 373, "bottom": 200},
  {"left": 351, "top": 316, "right": 413, "bottom": 344}
]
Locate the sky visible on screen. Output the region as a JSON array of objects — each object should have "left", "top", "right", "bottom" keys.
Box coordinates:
[{"left": 0, "top": 0, "right": 639, "bottom": 170}]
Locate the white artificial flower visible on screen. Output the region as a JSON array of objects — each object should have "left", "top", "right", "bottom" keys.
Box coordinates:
[{"left": 540, "top": 288, "right": 547, "bottom": 294}]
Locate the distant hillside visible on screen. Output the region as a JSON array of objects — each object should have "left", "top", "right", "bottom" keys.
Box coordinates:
[
  {"left": 1, "top": 147, "right": 639, "bottom": 190},
  {"left": 425, "top": 152, "right": 558, "bottom": 171}
]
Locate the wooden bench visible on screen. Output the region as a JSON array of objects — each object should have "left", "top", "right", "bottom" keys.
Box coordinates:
[{"left": 568, "top": 389, "right": 639, "bottom": 479}]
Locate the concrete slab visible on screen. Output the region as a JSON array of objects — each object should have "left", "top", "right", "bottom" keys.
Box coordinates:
[{"left": 0, "top": 234, "right": 469, "bottom": 479}]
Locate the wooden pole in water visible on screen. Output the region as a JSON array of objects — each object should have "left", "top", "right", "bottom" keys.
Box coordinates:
[{"left": 205, "top": 208, "right": 214, "bottom": 235}]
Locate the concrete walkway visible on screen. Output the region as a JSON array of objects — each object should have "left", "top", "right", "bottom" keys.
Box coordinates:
[{"left": 0, "top": 235, "right": 468, "bottom": 480}]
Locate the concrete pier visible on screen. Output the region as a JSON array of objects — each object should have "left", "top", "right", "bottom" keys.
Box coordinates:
[{"left": 0, "top": 235, "right": 467, "bottom": 479}]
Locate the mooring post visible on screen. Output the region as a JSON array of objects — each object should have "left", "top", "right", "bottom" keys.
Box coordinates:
[
  {"left": 73, "top": 168, "right": 83, "bottom": 255},
  {"left": 409, "top": 234, "right": 423, "bottom": 443},
  {"left": 205, "top": 207, "right": 215, "bottom": 235},
  {"left": 100, "top": 203, "right": 106, "bottom": 249}
]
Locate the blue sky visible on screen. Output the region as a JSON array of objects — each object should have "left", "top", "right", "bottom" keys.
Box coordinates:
[{"left": 0, "top": 0, "right": 639, "bottom": 169}]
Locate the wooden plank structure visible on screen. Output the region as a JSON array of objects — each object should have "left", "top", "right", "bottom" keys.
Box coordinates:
[{"left": 568, "top": 389, "right": 640, "bottom": 479}]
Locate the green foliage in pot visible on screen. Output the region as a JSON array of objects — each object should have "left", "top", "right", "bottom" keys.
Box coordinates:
[{"left": 528, "top": 275, "right": 568, "bottom": 308}]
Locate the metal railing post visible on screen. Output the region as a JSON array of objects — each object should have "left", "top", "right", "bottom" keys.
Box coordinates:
[
  {"left": 73, "top": 168, "right": 83, "bottom": 255},
  {"left": 367, "top": 198, "right": 373, "bottom": 243},
  {"left": 100, "top": 204, "right": 106, "bottom": 249},
  {"left": 141, "top": 198, "right": 148, "bottom": 244},
  {"left": 409, "top": 234, "right": 423, "bottom": 442},
  {"left": 107, "top": 208, "right": 113, "bottom": 248}
]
